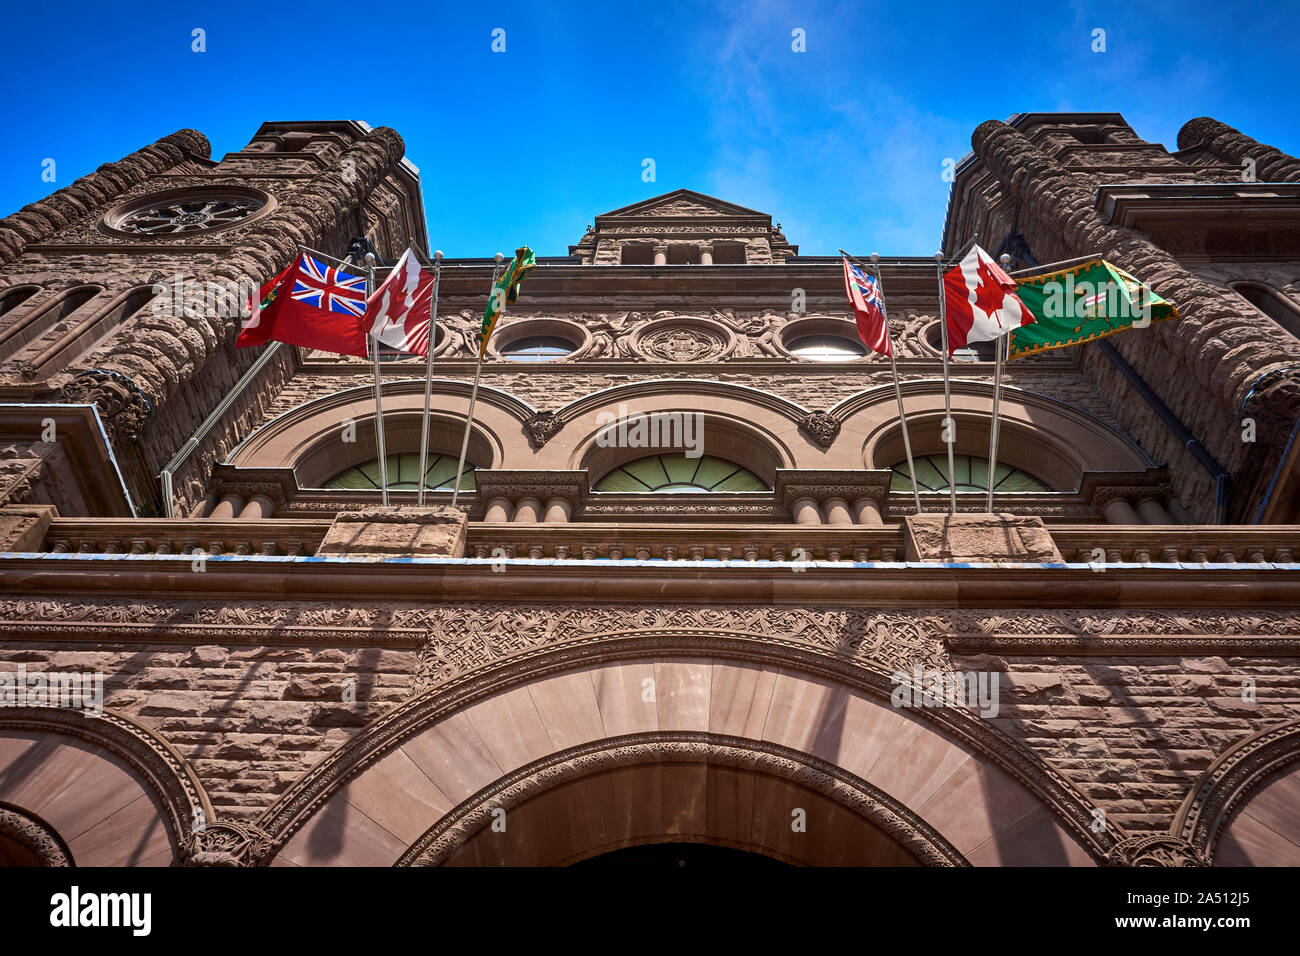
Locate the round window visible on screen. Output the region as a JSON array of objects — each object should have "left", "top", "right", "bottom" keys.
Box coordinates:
[
  {"left": 104, "top": 188, "right": 269, "bottom": 237},
  {"left": 501, "top": 336, "right": 575, "bottom": 362},
  {"left": 788, "top": 335, "right": 867, "bottom": 362}
]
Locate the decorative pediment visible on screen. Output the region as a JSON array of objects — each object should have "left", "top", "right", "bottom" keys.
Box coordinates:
[{"left": 596, "top": 189, "right": 770, "bottom": 221}]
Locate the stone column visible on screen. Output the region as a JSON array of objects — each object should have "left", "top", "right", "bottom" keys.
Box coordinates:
[
  {"left": 513, "top": 497, "right": 543, "bottom": 523},
  {"left": 822, "top": 497, "right": 853, "bottom": 525},
  {"left": 209, "top": 493, "right": 245, "bottom": 520},
  {"left": 483, "top": 497, "right": 513, "bottom": 522},
  {"left": 1136, "top": 497, "right": 1173, "bottom": 525},
  {"left": 653, "top": 243, "right": 667, "bottom": 266},
  {"left": 238, "top": 494, "right": 276, "bottom": 519},
  {"left": 852, "top": 497, "right": 884, "bottom": 526},
  {"left": 1178, "top": 117, "right": 1300, "bottom": 183},
  {"left": 189, "top": 494, "right": 217, "bottom": 519},
  {"left": 543, "top": 497, "right": 572, "bottom": 523},
  {"left": 791, "top": 497, "right": 822, "bottom": 525},
  {"left": 699, "top": 242, "right": 714, "bottom": 266},
  {"left": 1102, "top": 498, "right": 1140, "bottom": 525}
]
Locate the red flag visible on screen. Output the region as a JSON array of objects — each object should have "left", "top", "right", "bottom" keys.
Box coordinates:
[
  {"left": 842, "top": 258, "right": 891, "bottom": 356},
  {"left": 942, "top": 245, "right": 1034, "bottom": 355},
  {"left": 365, "top": 247, "right": 436, "bottom": 357},
  {"left": 236, "top": 252, "right": 369, "bottom": 357}
]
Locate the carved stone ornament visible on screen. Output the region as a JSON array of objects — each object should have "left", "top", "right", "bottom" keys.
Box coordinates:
[
  {"left": 0, "top": 803, "right": 73, "bottom": 866},
  {"left": 524, "top": 411, "right": 563, "bottom": 449},
  {"left": 184, "top": 821, "right": 273, "bottom": 867},
  {"left": 1106, "top": 835, "right": 1208, "bottom": 868},
  {"left": 58, "top": 368, "right": 153, "bottom": 441},
  {"left": 639, "top": 324, "right": 726, "bottom": 362},
  {"left": 799, "top": 411, "right": 841, "bottom": 447}
]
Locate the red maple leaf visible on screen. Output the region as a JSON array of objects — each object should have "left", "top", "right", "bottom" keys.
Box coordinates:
[{"left": 972, "top": 255, "right": 1011, "bottom": 325}]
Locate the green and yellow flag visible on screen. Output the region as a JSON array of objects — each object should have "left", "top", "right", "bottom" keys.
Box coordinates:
[
  {"left": 1009, "top": 259, "right": 1179, "bottom": 359},
  {"left": 480, "top": 246, "right": 536, "bottom": 356}
]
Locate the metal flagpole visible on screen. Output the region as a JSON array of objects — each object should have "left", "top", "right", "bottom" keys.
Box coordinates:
[
  {"left": 864, "top": 252, "right": 921, "bottom": 513},
  {"left": 365, "top": 251, "right": 390, "bottom": 507},
  {"left": 987, "top": 331, "right": 1006, "bottom": 513},
  {"left": 936, "top": 251, "right": 957, "bottom": 515},
  {"left": 451, "top": 252, "right": 505, "bottom": 509},
  {"left": 416, "top": 250, "right": 444, "bottom": 506},
  {"left": 985, "top": 252, "right": 1013, "bottom": 513}
]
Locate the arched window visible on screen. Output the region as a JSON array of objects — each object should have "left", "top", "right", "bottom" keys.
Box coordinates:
[
  {"left": 0, "top": 285, "right": 102, "bottom": 362},
  {"left": 1230, "top": 281, "right": 1300, "bottom": 341},
  {"left": 0, "top": 285, "right": 40, "bottom": 317},
  {"left": 594, "top": 454, "right": 767, "bottom": 493},
  {"left": 324, "top": 453, "right": 475, "bottom": 492},
  {"left": 891, "top": 454, "right": 1048, "bottom": 494}
]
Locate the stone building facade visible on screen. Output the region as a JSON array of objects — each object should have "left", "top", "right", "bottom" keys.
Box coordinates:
[{"left": 0, "top": 113, "right": 1297, "bottom": 867}]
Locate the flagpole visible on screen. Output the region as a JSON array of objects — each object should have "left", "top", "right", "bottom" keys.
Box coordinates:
[
  {"left": 365, "top": 251, "right": 390, "bottom": 507},
  {"left": 987, "top": 332, "right": 1006, "bottom": 513},
  {"left": 986, "top": 252, "right": 1012, "bottom": 513},
  {"left": 416, "top": 250, "right": 444, "bottom": 506},
  {"left": 865, "top": 252, "right": 922, "bottom": 514},
  {"left": 451, "top": 252, "right": 504, "bottom": 510},
  {"left": 936, "top": 251, "right": 957, "bottom": 515}
]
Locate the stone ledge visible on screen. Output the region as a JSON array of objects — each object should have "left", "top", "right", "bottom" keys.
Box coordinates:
[
  {"left": 0, "top": 504, "right": 59, "bottom": 552},
  {"left": 317, "top": 507, "right": 467, "bottom": 558},
  {"left": 904, "top": 513, "right": 1062, "bottom": 563}
]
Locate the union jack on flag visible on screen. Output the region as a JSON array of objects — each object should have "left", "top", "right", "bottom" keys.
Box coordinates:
[
  {"left": 291, "top": 254, "right": 368, "bottom": 316},
  {"left": 842, "top": 257, "right": 892, "bottom": 356}
]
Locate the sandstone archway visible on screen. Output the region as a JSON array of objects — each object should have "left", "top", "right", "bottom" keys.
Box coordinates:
[
  {"left": 262, "top": 657, "right": 1101, "bottom": 867},
  {"left": 0, "top": 709, "right": 208, "bottom": 866}
]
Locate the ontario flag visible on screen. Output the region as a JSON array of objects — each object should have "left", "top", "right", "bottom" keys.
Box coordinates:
[
  {"left": 236, "top": 252, "right": 369, "bottom": 357},
  {"left": 842, "top": 258, "right": 891, "bottom": 356},
  {"left": 942, "top": 245, "right": 1034, "bottom": 355},
  {"left": 365, "top": 247, "right": 437, "bottom": 357}
]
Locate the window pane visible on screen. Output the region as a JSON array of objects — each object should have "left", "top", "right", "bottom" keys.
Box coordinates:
[{"left": 594, "top": 453, "right": 766, "bottom": 493}]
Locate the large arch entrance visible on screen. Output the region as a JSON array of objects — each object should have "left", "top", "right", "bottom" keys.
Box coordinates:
[{"left": 260, "top": 656, "right": 1103, "bottom": 867}]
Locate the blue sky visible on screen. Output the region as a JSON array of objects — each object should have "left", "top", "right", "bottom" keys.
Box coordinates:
[{"left": 2, "top": 0, "right": 1297, "bottom": 257}]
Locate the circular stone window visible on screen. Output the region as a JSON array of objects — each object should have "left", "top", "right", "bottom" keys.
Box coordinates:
[
  {"left": 501, "top": 336, "right": 575, "bottom": 362},
  {"left": 490, "top": 318, "right": 589, "bottom": 362},
  {"left": 103, "top": 186, "right": 271, "bottom": 237},
  {"left": 787, "top": 334, "right": 867, "bottom": 361}
]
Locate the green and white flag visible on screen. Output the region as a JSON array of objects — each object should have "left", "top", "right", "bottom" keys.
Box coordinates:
[{"left": 1009, "top": 259, "right": 1179, "bottom": 359}]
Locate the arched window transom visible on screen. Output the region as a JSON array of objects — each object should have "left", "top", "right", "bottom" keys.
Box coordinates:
[
  {"left": 594, "top": 454, "right": 767, "bottom": 493},
  {"left": 891, "top": 454, "right": 1048, "bottom": 494},
  {"left": 324, "top": 453, "right": 475, "bottom": 492}
]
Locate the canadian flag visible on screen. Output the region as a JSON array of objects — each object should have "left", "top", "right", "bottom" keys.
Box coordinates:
[
  {"left": 942, "top": 245, "right": 1034, "bottom": 354},
  {"left": 365, "top": 247, "right": 437, "bottom": 356}
]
